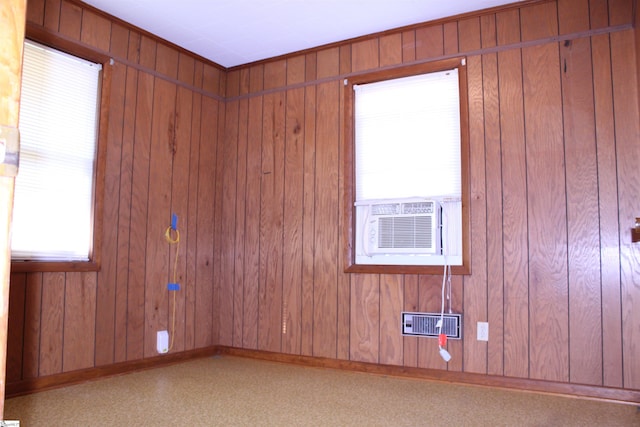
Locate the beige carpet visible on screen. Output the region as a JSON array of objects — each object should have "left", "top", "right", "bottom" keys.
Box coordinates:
[{"left": 4, "top": 355, "right": 639, "bottom": 426}]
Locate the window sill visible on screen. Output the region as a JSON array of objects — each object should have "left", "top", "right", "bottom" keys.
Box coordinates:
[
  {"left": 345, "top": 263, "right": 470, "bottom": 275},
  {"left": 10, "top": 260, "right": 100, "bottom": 273}
]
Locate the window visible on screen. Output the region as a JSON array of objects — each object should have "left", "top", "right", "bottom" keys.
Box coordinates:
[
  {"left": 344, "top": 59, "right": 470, "bottom": 274},
  {"left": 11, "top": 40, "right": 103, "bottom": 268}
]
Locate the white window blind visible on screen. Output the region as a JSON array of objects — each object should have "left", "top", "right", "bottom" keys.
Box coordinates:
[
  {"left": 354, "top": 68, "right": 460, "bottom": 201},
  {"left": 11, "top": 40, "right": 102, "bottom": 261}
]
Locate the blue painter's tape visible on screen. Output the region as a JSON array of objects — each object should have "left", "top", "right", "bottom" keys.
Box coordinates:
[
  {"left": 168, "top": 283, "right": 180, "bottom": 291},
  {"left": 171, "top": 213, "right": 178, "bottom": 230}
]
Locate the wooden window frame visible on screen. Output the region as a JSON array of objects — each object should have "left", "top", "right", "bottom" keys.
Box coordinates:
[
  {"left": 10, "top": 26, "right": 111, "bottom": 273},
  {"left": 343, "top": 57, "right": 471, "bottom": 275}
]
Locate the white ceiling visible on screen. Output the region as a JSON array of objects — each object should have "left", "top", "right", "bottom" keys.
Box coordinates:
[{"left": 81, "top": 0, "right": 520, "bottom": 68}]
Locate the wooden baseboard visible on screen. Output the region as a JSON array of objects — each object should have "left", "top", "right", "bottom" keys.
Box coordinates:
[
  {"left": 217, "top": 346, "right": 640, "bottom": 406},
  {"left": 5, "top": 346, "right": 219, "bottom": 398},
  {"left": 7, "top": 345, "right": 640, "bottom": 406}
]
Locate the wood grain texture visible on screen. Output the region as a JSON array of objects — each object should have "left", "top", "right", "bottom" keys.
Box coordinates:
[
  {"left": 9, "top": 0, "right": 640, "bottom": 400},
  {"left": 232, "top": 97, "right": 248, "bottom": 348},
  {"left": 522, "top": 42, "right": 569, "bottom": 382},
  {"left": 38, "top": 273, "right": 65, "bottom": 376},
  {"left": 62, "top": 273, "right": 96, "bottom": 372},
  {"left": 591, "top": 33, "right": 623, "bottom": 389},
  {"left": 300, "top": 84, "right": 317, "bottom": 357},
  {"left": 497, "top": 44, "right": 530, "bottom": 379},
  {"left": 416, "top": 24, "right": 444, "bottom": 59},
  {"left": 171, "top": 64, "right": 195, "bottom": 352},
  {"left": 218, "top": 99, "right": 238, "bottom": 347},
  {"left": 7, "top": 274, "right": 26, "bottom": 384},
  {"left": 258, "top": 91, "right": 285, "bottom": 352},
  {"left": 350, "top": 274, "right": 380, "bottom": 364},
  {"left": 610, "top": 30, "right": 640, "bottom": 390},
  {"left": 242, "top": 94, "right": 263, "bottom": 350},
  {"left": 312, "top": 81, "right": 340, "bottom": 358},
  {"left": 379, "top": 275, "right": 403, "bottom": 365},
  {"left": 281, "top": 86, "right": 305, "bottom": 355},
  {"left": 351, "top": 39, "right": 379, "bottom": 73},
  {"left": 460, "top": 19, "right": 489, "bottom": 373},
  {"left": 560, "top": 37, "right": 603, "bottom": 385}
]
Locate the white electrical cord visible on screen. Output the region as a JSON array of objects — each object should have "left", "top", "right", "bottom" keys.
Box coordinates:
[{"left": 437, "top": 200, "right": 452, "bottom": 362}]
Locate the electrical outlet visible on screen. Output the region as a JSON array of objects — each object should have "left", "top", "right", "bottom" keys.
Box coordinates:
[
  {"left": 477, "top": 321, "right": 489, "bottom": 341},
  {"left": 157, "top": 330, "right": 169, "bottom": 353}
]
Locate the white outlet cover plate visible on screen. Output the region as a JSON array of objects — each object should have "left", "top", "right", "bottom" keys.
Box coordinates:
[
  {"left": 477, "top": 322, "right": 489, "bottom": 341},
  {"left": 157, "top": 330, "right": 169, "bottom": 353}
]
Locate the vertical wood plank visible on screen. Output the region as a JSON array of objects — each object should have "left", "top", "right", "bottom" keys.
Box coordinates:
[
  {"left": 233, "top": 97, "right": 249, "bottom": 347},
  {"left": 7, "top": 274, "right": 26, "bottom": 383},
  {"left": 26, "top": 0, "right": 45, "bottom": 25},
  {"left": 522, "top": 42, "right": 569, "bottom": 382},
  {"left": 379, "top": 33, "right": 402, "bottom": 67},
  {"left": 481, "top": 14, "right": 504, "bottom": 376},
  {"left": 127, "top": 40, "right": 155, "bottom": 360},
  {"left": 317, "top": 47, "right": 340, "bottom": 79},
  {"left": 350, "top": 274, "right": 379, "bottom": 363},
  {"left": 459, "top": 16, "right": 488, "bottom": 375},
  {"left": 58, "top": 0, "right": 81, "bottom": 40},
  {"left": 560, "top": 37, "right": 603, "bottom": 385},
  {"left": 80, "top": 10, "right": 111, "bottom": 51},
  {"left": 194, "top": 96, "right": 217, "bottom": 348},
  {"left": 608, "top": 0, "right": 633, "bottom": 26},
  {"left": 312, "top": 81, "right": 340, "bottom": 358},
  {"left": 300, "top": 83, "right": 316, "bottom": 357},
  {"left": 62, "top": 272, "right": 96, "bottom": 372},
  {"left": 591, "top": 33, "right": 623, "bottom": 388},
  {"left": 379, "top": 274, "right": 403, "bottom": 365},
  {"left": 520, "top": 1, "right": 559, "bottom": 41},
  {"left": 184, "top": 63, "right": 204, "bottom": 351},
  {"left": 113, "top": 52, "right": 138, "bottom": 364},
  {"left": 169, "top": 55, "right": 195, "bottom": 352},
  {"left": 258, "top": 91, "right": 285, "bottom": 352},
  {"left": 611, "top": 30, "right": 640, "bottom": 390},
  {"left": 43, "top": 0, "right": 60, "bottom": 32},
  {"left": 416, "top": 25, "right": 444, "bottom": 59},
  {"left": 282, "top": 86, "right": 305, "bottom": 355},
  {"left": 22, "top": 273, "right": 42, "bottom": 379},
  {"left": 352, "top": 39, "right": 379, "bottom": 74},
  {"left": 402, "top": 30, "right": 416, "bottom": 63},
  {"left": 443, "top": 22, "right": 459, "bottom": 55},
  {"left": 496, "top": 8, "right": 529, "bottom": 379},
  {"left": 336, "top": 65, "right": 350, "bottom": 362},
  {"left": 218, "top": 99, "right": 239, "bottom": 347},
  {"left": 95, "top": 59, "right": 126, "bottom": 367},
  {"left": 108, "top": 21, "right": 132, "bottom": 362},
  {"left": 143, "top": 76, "right": 176, "bottom": 357},
  {"left": 243, "top": 92, "right": 263, "bottom": 350},
  {"left": 38, "top": 272, "right": 65, "bottom": 376},
  {"left": 557, "top": 0, "right": 590, "bottom": 34}
]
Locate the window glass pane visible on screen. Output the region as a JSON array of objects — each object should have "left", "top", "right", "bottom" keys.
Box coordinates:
[
  {"left": 354, "top": 68, "right": 460, "bottom": 201},
  {"left": 11, "top": 41, "right": 101, "bottom": 261}
]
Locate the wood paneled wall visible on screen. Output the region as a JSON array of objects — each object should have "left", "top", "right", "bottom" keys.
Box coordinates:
[
  {"left": 219, "top": 0, "right": 640, "bottom": 392},
  {"left": 6, "top": 0, "right": 640, "bottom": 398},
  {"left": 8, "top": 0, "right": 225, "bottom": 382}
]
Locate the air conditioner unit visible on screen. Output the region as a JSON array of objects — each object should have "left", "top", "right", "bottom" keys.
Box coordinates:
[{"left": 359, "top": 198, "right": 440, "bottom": 255}]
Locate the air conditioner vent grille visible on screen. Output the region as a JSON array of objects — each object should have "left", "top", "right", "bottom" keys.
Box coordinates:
[{"left": 378, "top": 216, "right": 433, "bottom": 249}]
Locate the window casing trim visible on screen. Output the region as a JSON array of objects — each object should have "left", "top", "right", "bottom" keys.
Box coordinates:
[
  {"left": 11, "top": 31, "right": 111, "bottom": 273},
  {"left": 343, "top": 57, "right": 471, "bottom": 275}
]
